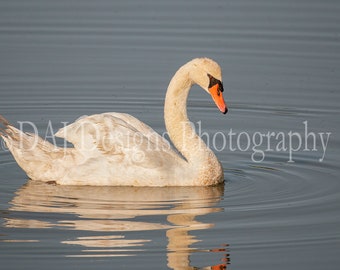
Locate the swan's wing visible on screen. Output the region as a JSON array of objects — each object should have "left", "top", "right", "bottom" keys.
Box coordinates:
[
  {"left": 54, "top": 113, "right": 179, "bottom": 166},
  {"left": 104, "top": 112, "right": 171, "bottom": 150}
]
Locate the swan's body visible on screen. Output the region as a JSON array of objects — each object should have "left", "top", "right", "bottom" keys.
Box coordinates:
[{"left": 0, "top": 58, "right": 228, "bottom": 186}]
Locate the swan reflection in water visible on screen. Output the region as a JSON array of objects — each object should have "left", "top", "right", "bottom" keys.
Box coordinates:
[{"left": 4, "top": 181, "right": 230, "bottom": 269}]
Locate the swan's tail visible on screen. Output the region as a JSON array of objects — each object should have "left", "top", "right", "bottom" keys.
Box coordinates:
[
  {"left": 0, "top": 115, "right": 12, "bottom": 144},
  {"left": 0, "top": 115, "right": 66, "bottom": 181},
  {"left": 0, "top": 114, "right": 10, "bottom": 127}
]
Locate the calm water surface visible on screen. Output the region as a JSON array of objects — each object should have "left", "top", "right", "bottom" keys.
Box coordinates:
[{"left": 1, "top": 0, "right": 339, "bottom": 269}]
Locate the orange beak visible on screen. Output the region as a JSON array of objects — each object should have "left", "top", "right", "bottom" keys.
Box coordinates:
[{"left": 209, "top": 83, "right": 228, "bottom": 114}]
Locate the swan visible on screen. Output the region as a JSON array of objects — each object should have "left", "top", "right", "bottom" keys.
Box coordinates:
[{"left": 0, "top": 58, "right": 228, "bottom": 186}]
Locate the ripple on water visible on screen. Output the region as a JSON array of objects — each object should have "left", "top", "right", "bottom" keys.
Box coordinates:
[{"left": 220, "top": 155, "right": 339, "bottom": 250}]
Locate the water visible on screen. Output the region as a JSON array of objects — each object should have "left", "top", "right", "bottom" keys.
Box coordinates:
[{"left": 0, "top": 0, "right": 339, "bottom": 269}]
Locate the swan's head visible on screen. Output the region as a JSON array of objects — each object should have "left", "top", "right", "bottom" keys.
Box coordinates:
[{"left": 188, "top": 58, "right": 228, "bottom": 114}]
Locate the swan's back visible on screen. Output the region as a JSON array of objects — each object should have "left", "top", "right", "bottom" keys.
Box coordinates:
[{"left": 55, "top": 113, "right": 173, "bottom": 156}]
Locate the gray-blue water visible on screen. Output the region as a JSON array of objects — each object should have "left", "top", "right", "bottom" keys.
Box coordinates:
[{"left": 1, "top": 0, "right": 339, "bottom": 269}]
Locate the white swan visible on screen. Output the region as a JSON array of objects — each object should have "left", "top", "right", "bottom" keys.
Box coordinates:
[{"left": 0, "top": 58, "right": 228, "bottom": 186}]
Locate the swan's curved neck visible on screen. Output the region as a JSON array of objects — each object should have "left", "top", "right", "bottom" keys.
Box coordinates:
[{"left": 164, "top": 65, "right": 212, "bottom": 164}]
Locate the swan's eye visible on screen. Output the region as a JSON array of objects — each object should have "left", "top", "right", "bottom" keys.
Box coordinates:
[{"left": 208, "top": 74, "right": 224, "bottom": 93}]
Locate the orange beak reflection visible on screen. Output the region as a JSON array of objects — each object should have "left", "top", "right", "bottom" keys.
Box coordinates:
[{"left": 209, "top": 83, "right": 228, "bottom": 114}]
